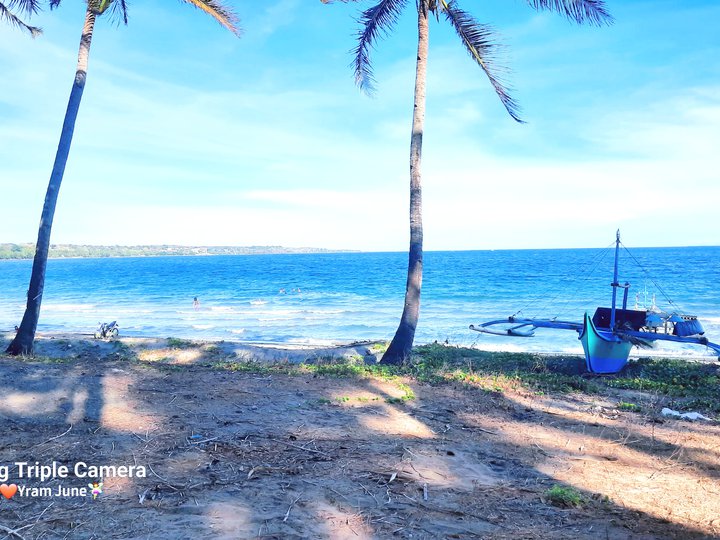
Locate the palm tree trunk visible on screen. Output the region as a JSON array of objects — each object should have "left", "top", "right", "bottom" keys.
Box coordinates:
[
  {"left": 6, "top": 8, "right": 96, "bottom": 356},
  {"left": 381, "top": 2, "right": 429, "bottom": 365}
]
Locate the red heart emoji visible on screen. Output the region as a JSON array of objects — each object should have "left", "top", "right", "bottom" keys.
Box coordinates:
[{"left": 0, "top": 484, "right": 17, "bottom": 499}]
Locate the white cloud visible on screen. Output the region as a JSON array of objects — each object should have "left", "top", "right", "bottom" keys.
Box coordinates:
[{"left": 2, "top": 2, "right": 720, "bottom": 251}]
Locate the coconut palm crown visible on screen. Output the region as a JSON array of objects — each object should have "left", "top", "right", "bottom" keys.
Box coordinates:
[
  {"left": 331, "top": 0, "right": 612, "bottom": 364},
  {"left": 1, "top": 0, "right": 42, "bottom": 35},
  {"left": 352, "top": 0, "right": 612, "bottom": 116}
]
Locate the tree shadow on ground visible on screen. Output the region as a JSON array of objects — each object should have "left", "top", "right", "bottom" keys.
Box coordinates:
[{"left": 0, "top": 340, "right": 718, "bottom": 539}]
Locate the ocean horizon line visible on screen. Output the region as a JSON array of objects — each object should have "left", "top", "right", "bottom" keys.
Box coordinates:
[{"left": 2, "top": 242, "right": 719, "bottom": 261}]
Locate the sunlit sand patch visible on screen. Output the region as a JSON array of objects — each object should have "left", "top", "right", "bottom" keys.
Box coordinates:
[
  {"left": 205, "top": 501, "right": 255, "bottom": 538},
  {"left": 66, "top": 387, "right": 88, "bottom": 424},
  {"left": 136, "top": 348, "right": 203, "bottom": 364},
  {"left": 365, "top": 379, "right": 412, "bottom": 401},
  {"left": 508, "top": 392, "right": 720, "bottom": 469},
  {"left": 359, "top": 406, "right": 435, "bottom": 439},
  {"left": 161, "top": 452, "right": 213, "bottom": 478},
  {"left": 550, "top": 456, "right": 720, "bottom": 532},
  {"left": 100, "top": 372, "right": 158, "bottom": 432},
  {"left": 307, "top": 500, "right": 374, "bottom": 539},
  {"left": 0, "top": 389, "right": 67, "bottom": 416},
  {"left": 389, "top": 449, "right": 499, "bottom": 491},
  {"left": 454, "top": 411, "right": 504, "bottom": 436},
  {"left": 327, "top": 389, "right": 384, "bottom": 406},
  {"left": 98, "top": 475, "right": 134, "bottom": 498},
  {"left": 485, "top": 408, "right": 720, "bottom": 532},
  {"left": 169, "top": 349, "right": 204, "bottom": 364},
  {"left": 136, "top": 349, "right": 168, "bottom": 362}
]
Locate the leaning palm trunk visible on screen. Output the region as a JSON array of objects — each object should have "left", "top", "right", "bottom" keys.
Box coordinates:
[
  {"left": 7, "top": 9, "right": 96, "bottom": 355},
  {"left": 381, "top": 4, "right": 429, "bottom": 365}
]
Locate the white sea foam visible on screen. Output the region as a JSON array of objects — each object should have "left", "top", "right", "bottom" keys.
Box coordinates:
[
  {"left": 209, "top": 306, "right": 237, "bottom": 313},
  {"left": 43, "top": 303, "right": 96, "bottom": 312},
  {"left": 290, "top": 338, "right": 340, "bottom": 346},
  {"left": 192, "top": 324, "right": 215, "bottom": 330},
  {"left": 252, "top": 309, "right": 301, "bottom": 317}
]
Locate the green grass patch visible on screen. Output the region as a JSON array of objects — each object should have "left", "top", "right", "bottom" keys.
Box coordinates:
[
  {"left": 616, "top": 401, "right": 642, "bottom": 412},
  {"left": 544, "top": 485, "right": 584, "bottom": 508},
  {"left": 192, "top": 343, "right": 720, "bottom": 416},
  {"left": 606, "top": 357, "right": 720, "bottom": 412},
  {"left": 386, "top": 382, "right": 415, "bottom": 404},
  {"left": 216, "top": 360, "right": 294, "bottom": 375},
  {"left": 410, "top": 344, "right": 720, "bottom": 414},
  {"left": 411, "top": 343, "right": 596, "bottom": 394},
  {"left": 166, "top": 337, "right": 195, "bottom": 349}
]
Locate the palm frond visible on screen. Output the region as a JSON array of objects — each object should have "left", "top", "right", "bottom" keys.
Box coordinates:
[
  {"left": 180, "top": 0, "right": 241, "bottom": 36},
  {"left": 0, "top": 1, "right": 41, "bottom": 36},
  {"left": 442, "top": 1, "right": 522, "bottom": 122},
  {"left": 352, "top": 0, "right": 408, "bottom": 94},
  {"left": 6, "top": 0, "right": 40, "bottom": 16},
  {"left": 49, "top": 0, "right": 60, "bottom": 9},
  {"left": 526, "top": 0, "right": 613, "bottom": 26},
  {"left": 106, "top": 0, "right": 129, "bottom": 25}
]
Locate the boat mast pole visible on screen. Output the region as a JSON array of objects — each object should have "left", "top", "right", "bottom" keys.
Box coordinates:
[{"left": 610, "top": 230, "right": 620, "bottom": 329}]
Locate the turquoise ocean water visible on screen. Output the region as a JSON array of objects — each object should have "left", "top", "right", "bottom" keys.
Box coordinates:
[{"left": 1, "top": 246, "right": 718, "bottom": 357}]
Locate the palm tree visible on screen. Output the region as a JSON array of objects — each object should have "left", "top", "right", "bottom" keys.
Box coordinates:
[
  {"left": 0, "top": 0, "right": 42, "bottom": 36},
  {"left": 6, "top": 0, "right": 240, "bottom": 355},
  {"left": 332, "top": 0, "right": 611, "bottom": 364}
]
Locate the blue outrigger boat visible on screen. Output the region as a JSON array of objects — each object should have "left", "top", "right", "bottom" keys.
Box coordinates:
[{"left": 470, "top": 231, "right": 720, "bottom": 374}]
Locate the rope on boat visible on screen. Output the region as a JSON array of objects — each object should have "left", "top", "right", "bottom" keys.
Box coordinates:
[
  {"left": 620, "top": 243, "right": 686, "bottom": 315},
  {"left": 514, "top": 240, "right": 615, "bottom": 320}
]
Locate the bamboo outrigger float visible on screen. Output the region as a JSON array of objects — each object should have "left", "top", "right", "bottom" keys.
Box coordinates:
[{"left": 470, "top": 231, "right": 720, "bottom": 374}]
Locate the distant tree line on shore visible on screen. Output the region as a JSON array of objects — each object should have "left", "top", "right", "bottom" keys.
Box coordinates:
[{"left": 0, "top": 243, "right": 351, "bottom": 260}]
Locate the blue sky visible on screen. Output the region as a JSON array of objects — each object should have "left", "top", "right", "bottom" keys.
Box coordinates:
[{"left": 1, "top": 0, "right": 719, "bottom": 250}]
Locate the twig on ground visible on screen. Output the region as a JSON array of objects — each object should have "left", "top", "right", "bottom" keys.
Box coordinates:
[
  {"left": 358, "top": 483, "right": 379, "bottom": 506},
  {"left": 21, "top": 502, "right": 54, "bottom": 525},
  {"left": 283, "top": 493, "right": 303, "bottom": 523},
  {"left": 301, "top": 479, "right": 358, "bottom": 508},
  {"left": 173, "top": 403, "right": 194, "bottom": 414},
  {"left": 133, "top": 432, "right": 151, "bottom": 444},
  {"left": 34, "top": 425, "right": 72, "bottom": 447},
  {"left": 187, "top": 436, "right": 221, "bottom": 445},
  {"left": 61, "top": 521, "right": 86, "bottom": 540},
  {"left": 533, "top": 443, "right": 553, "bottom": 457},
  {"left": 270, "top": 438, "right": 329, "bottom": 457},
  {"left": 147, "top": 464, "right": 181, "bottom": 491},
  {"left": 0, "top": 524, "right": 27, "bottom": 540}
]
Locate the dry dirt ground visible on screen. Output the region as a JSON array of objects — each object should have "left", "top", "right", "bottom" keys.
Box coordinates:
[{"left": 0, "top": 334, "right": 719, "bottom": 539}]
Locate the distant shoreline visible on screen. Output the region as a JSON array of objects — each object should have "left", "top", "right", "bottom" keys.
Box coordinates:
[
  {"left": 0, "top": 243, "right": 358, "bottom": 260},
  {"left": 2, "top": 243, "right": 718, "bottom": 260}
]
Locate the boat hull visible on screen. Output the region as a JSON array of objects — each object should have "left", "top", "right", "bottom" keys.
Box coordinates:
[{"left": 579, "top": 313, "right": 632, "bottom": 374}]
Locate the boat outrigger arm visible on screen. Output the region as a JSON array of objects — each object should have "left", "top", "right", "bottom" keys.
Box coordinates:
[
  {"left": 470, "top": 317, "right": 583, "bottom": 337},
  {"left": 470, "top": 231, "right": 720, "bottom": 374}
]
